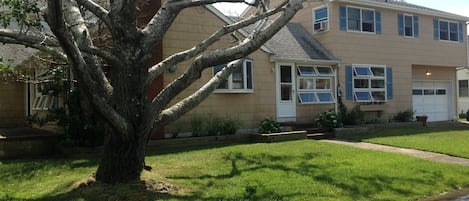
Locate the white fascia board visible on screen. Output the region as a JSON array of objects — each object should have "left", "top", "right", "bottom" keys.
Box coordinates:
[
  {"left": 270, "top": 56, "right": 341, "bottom": 66},
  {"left": 204, "top": 5, "right": 273, "bottom": 54},
  {"left": 332, "top": 0, "right": 469, "bottom": 22}
]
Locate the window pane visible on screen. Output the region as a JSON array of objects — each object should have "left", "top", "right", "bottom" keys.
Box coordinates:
[
  {"left": 449, "top": 22, "right": 458, "bottom": 41},
  {"left": 281, "top": 85, "right": 292, "bottom": 101},
  {"left": 232, "top": 66, "right": 244, "bottom": 89},
  {"left": 424, "top": 89, "right": 435, "bottom": 95},
  {"left": 354, "top": 67, "right": 372, "bottom": 76},
  {"left": 347, "top": 7, "right": 360, "bottom": 31},
  {"left": 316, "top": 79, "right": 331, "bottom": 89},
  {"left": 317, "top": 92, "right": 334, "bottom": 102},
  {"left": 280, "top": 66, "right": 292, "bottom": 83},
  {"left": 412, "top": 89, "right": 423, "bottom": 95},
  {"left": 213, "top": 65, "right": 228, "bottom": 89},
  {"left": 298, "top": 66, "right": 316, "bottom": 76},
  {"left": 299, "top": 78, "right": 315, "bottom": 90},
  {"left": 371, "top": 67, "right": 384, "bottom": 76},
  {"left": 317, "top": 67, "right": 333, "bottom": 76},
  {"left": 361, "top": 10, "right": 374, "bottom": 32},
  {"left": 371, "top": 79, "right": 385, "bottom": 88},
  {"left": 355, "top": 92, "right": 371, "bottom": 101},
  {"left": 459, "top": 80, "right": 469, "bottom": 97},
  {"left": 372, "top": 91, "right": 386, "bottom": 101},
  {"left": 354, "top": 79, "right": 369, "bottom": 88},
  {"left": 436, "top": 89, "right": 446, "bottom": 95},
  {"left": 439, "top": 21, "right": 449, "bottom": 40},
  {"left": 315, "top": 7, "right": 328, "bottom": 21},
  {"left": 299, "top": 92, "right": 317, "bottom": 103},
  {"left": 246, "top": 61, "right": 252, "bottom": 89},
  {"left": 404, "top": 15, "right": 413, "bottom": 36}
]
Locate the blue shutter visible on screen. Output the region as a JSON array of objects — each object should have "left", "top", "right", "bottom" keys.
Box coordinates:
[
  {"left": 345, "top": 65, "right": 353, "bottom": 100},
  {"left": 459, "top": 23, "right": 464, "bottom": 42},
  {"left": 397, "top": 14, "right": 404, "bottom": 36},
  {"left": 433, "top": 18, "right": 439, "bottom": 40},
  {"left": 375, "top": 11, "right": 381, "bottom": 34},
  {"left": 340, "top": 6, "right": 347, "bottom": 30},
  {"left": 386, "top": 67, "right": 393, "bottom": 100},
  {"left": 413, "top": 16, "right": 419, "bottom": 37}
]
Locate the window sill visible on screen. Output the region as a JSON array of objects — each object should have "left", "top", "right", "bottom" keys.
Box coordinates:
[
  {"left": 214, "top": 89, "right": 254, "bottom": 94},
  {"left": 298, "top": 101, "right": 335, "bottom": 105}
]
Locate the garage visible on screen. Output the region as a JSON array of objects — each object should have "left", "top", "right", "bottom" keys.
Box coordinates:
[{"left": 412, "top": 81, "right": 452, "bottom": 122}]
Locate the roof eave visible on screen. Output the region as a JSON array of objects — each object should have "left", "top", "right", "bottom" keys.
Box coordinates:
[
  {"left": 204, "top": 5, "right": 273, "bottom": 54},
  {"left": 270, "top": 56, "right": 341, "bottom": 65},
  {"left": 331, "top": 0, "right": 469, "bottom": 21}
]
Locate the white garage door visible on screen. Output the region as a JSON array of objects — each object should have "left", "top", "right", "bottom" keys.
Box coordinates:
[{"left": 412, "top": 81, "right": 451, "bottom": 122}]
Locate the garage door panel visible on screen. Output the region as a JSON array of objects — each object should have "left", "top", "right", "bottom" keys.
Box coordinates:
[{"left": 412, "top": 81, "right": 451, "bottom": 122}]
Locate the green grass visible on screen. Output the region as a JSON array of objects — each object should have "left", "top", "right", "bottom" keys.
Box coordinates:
[
  {"left": 339, "top": 125, "right": 469, "bottom": 158},
  {"left": 2, "top": 140, "right": 469, "bottom": 200}
]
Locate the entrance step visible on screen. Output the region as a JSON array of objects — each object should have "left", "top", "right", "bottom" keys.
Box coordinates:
[
  {"left": 307, "top": 132, "right": 335, "bottom": 140},
  {"left": 251, "top": 130, "right": 307, "bottom": 143}
]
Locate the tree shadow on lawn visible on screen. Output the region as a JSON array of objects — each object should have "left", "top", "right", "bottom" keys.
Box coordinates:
[
  {"left": 340, "top": 124, "right": 469, "bottom": 141},
  {"left": 2, "top": 151, "right": 454, "bottom": 201}
]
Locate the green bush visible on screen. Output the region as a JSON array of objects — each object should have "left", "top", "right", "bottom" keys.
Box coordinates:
[
  {"left": 342, "top": 106, "right": 365, "bottom": 125},
  {"left": 459, "top": 111, "right": 467, "bottom": 119},
  {"left": 258, "top": 117, "right": 281, "bottom": 134},
  {"left": 191, "top": 115, "right": 208, "bottom": 137},
  {"left": 315, "top": 109, "right": 339, "bottom": 129},
  {"left": 393, "top": 110, "right": 414, "bottom": 122},
  {"left": 191, "top": 115, "right": 242, "bottom": 136}
]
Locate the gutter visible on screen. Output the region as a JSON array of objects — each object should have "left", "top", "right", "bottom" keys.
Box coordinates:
[{"left": 269, "top": 56, "right": 341, "bottom": 65}]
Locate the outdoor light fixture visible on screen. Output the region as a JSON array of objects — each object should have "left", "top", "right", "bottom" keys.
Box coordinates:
[{"left": 425, "top": 70, "right": 432, "bottom": 76}]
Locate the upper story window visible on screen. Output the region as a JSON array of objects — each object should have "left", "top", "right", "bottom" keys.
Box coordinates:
[
  {"left": 340, "top": 6, "right": 381, "bottom": 34},
  {"left": 398, "top": 14, "right": 419, "bottom": 37},
  {"left": 434, "top": 19, "right": 464, "bottom": 42},
  {"left": 296, "top": 66, "right": 335, "bottom": 104},
  {"left": 213, "top": 59, "right": 253, "bottom": 93},
  {"left": 459, "top": 80, "right": 469, "bottom": 97},
  {"left": 345, "top": 65, "right": 393, "bottom": 103},
  {"left": 313, "top": 6, "right": 328, "bottom": 32}
]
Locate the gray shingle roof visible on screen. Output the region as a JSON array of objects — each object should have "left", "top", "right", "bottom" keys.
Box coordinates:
[{"left": 265, "top": 22, "right": 338, "bottom": 61}]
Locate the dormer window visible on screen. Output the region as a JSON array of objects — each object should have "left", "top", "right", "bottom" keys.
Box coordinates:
[{"left": 313, "top": 6, "right": 328, "bottom": 32}]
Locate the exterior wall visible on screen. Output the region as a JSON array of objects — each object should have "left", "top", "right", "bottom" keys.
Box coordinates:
[
  {"left": 162, "top": 7, "right": 278, "bottom": 132},
  {"left": 458, "top": 69, "right": 469, "bottom": 114},
  {"left": 0, "top": 81, "right": 26, "bottom": 127},
  {"left": 291, "top": 2, "right": 466, "bottom": 119}
]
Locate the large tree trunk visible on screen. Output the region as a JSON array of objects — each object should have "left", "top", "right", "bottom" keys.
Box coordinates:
[{"left": 95, "top": 127, "right": 146, "bottom": 183}]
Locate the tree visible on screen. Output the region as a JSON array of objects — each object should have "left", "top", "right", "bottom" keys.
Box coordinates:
[{"left": 0, "top": 0, "right": 304, "bottom": 184}]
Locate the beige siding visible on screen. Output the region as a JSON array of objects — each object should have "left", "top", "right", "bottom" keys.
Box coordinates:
[
  {"left": 291, "top": 2, "right": 466, "bottom": 119},
  {"left": 0, "top": 82, "right": 25, "bottom": 127}
]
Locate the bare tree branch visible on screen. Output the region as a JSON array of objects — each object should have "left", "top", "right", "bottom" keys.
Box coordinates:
[
  {"left": 75, "top": 0, "right": 112, "bottom": 29},
  {"left": 146, "top": 1, "right": 287, "bottom": 84},
  {"left": 47, "top": 0, "right": 131, "bottom": 139},
  {"left": 0, "top": 29, "right": 59, "bottom": 46}
]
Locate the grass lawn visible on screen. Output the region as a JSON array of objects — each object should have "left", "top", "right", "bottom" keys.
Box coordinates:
[
  {"left": 2, "top": 140, "right": 469, "bottom": 200},
  {"left": 338, "top": 125, "right": 469, "bottom": 158}
]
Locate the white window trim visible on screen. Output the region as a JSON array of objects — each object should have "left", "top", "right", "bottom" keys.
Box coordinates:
[
  {"left": 438, "top": 19, "right": 460, "bottom": 42},
  {"left": 346, "top": 5, "right": 376, "bottom": 34},
  {"left": 313, "top": 6, "right": 329, "bottom": 33},
  {"left": 296, "top": 65, "right": 335, "bottom": 104},
  {"left": 352, "top": 64, "right": 387, "bottom": 103},
  {"left": 213, "top": 59, "right": 254, "bottom": 94}
]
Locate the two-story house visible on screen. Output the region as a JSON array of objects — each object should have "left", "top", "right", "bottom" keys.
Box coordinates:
[{"left": 457, "top": 35, "right": 469, "bottom": 115}]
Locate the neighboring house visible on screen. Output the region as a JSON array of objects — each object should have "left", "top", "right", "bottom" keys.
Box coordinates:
[{"left": 457, "top": 35, "right": 469, "bottom": 115}]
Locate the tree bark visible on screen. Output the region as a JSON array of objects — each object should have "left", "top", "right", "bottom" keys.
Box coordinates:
[{"left": 95, "top": 127, "right": 146, "bottom": 183}]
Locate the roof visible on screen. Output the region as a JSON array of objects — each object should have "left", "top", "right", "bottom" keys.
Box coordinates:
[
  {"left": 334, "top": 0, "right": 469, "bottom": 21},
  {"left": 265, "top": 22, "right": 339, "bottom": 63}
]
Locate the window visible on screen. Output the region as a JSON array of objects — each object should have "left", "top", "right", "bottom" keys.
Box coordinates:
[
  {"left": 398, "top": 14, "right": 418, "bottom": 37},
  {"left": 32, "top": 82, "right": 57, "bottom": 110},
  {"left": 352, "top": 65, "right": 387, "bottom": 102},
  {"left": 213, "top": 59, "right": 253, "bottom": 93},
  {"left": 459, "top": 80, "right": 469, "bottom": 97},
  {"left": 313, "top": 7, "right": 328, "bottom": 32},
  {"left": 346, "top": 7, "right": 375, "bottom": 33},
  {"left": 297, "top": 66, "right": 335, "bottom": 104},
  {"left": 435, "top": 19, "right": 463, "bottom": 42}
]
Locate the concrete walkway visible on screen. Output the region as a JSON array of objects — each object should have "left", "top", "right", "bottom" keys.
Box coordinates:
[
  {"left": 321, "top": 139, "right": 469, "bottom": 166},
  {"left": 321, "top": 139, "right": 469, "bottom": 201}
]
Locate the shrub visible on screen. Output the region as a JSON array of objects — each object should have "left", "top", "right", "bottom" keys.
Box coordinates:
[
  {"left": 258, "top": 117, "right": 281, "bottom": 134},
  {"left": 191, "top": 115, "right": 208, "bottom": 137},
  {"left": 191, "top": 115, "right": 242, "bottom": 136},
  {"left": 342, "top": 106, "right": 365, "bottom": 125},
  {"left": 393, "top": 110, "right": 414, "bottom": 122},
  {"left": 459, "top": 110, "right": 467, "bottom": 119},
  {"left": 220, "top": 117, "right": 242, "bottom": 135},
  {"left": 315, "top": 109, "right": 339, "bottom": 129}
]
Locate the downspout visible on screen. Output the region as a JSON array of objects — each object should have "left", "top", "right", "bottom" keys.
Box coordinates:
[{"left": 335, "top": 62, "right": 341, "bottom": 115}]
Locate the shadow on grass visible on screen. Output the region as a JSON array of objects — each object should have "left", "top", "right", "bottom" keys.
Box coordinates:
[{"left": 339, "top": 123, "right": 469, "bottom": 141}]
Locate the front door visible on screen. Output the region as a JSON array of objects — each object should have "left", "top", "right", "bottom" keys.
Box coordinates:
[{"left": 276, "top": 64, "right": 296, "bottom": 122}]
